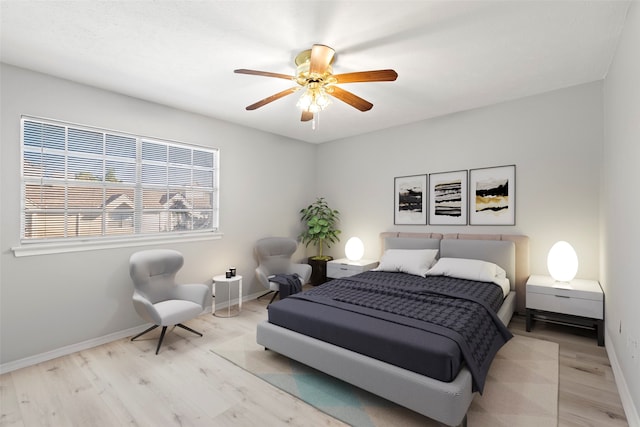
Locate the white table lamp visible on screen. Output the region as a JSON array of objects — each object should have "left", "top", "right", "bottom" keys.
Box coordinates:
[
  {"left": 547, "top": 241, "right": 578, "bottom": 282},
  {"left": 345, "top": 237, "right": 365, "bottom": 261}
]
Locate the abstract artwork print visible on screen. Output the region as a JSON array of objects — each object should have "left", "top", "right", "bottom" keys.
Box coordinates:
[
  {"left": 469, "top": 165, "right": 516, "bottom": 225},
  {"left": 428, "top": 170, "right": 467, "bottom": 225},
  {"left": 394, "top": 174, "right": 427, "bottom": 225}
]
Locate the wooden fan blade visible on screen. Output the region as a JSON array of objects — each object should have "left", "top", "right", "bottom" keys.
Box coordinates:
[
  {"left": 301, "top": 111, "right": 314, "bottom": 122},
  {"left": 234, "top": 69, "right": 294, "bottom": 81},
  {"left": 245, "top": 87, "right": 298, "bottom": 110},
  {"left": 309, "top": 44, "right": 335, "bottom": 75},
  {"left": 329, "top": 86, "right": 373, "bottom": 112},
  {"left": 333, "top": 69, "right": 398, "bottom": 84}
]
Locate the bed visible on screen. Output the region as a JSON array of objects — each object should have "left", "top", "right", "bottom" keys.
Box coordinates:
[{"left": 256, "top": 232, "right": 529, "bottom": 426}]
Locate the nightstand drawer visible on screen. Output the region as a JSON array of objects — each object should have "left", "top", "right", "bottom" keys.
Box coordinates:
[
  {"left": 527, "top": 278, "right": 603, "bottom": 301},
  {"left": 327, "top": 263, "right": 360, "bottom": 278},
  {"left": 326, "top": 258, "right": 378, "bottom": 279},
  {"left": 527, "top": 292, "right": 603, "bottom": 319}
]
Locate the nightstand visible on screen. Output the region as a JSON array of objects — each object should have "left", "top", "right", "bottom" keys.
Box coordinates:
[
  {"left": 327, "top": 258, "right": 378, "bottom": 279},
  {"left": 526, "top": 274, "right": 604, "bottom": 346}
]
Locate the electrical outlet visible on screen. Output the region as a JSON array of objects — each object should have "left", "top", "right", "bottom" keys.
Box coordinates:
[{"left": 627, "top": 335, "right": 640, "bottom": 366}]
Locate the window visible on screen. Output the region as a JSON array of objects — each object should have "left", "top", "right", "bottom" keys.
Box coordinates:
[{"left": 21, "top": 116, "right": 219, "bottom": 243}]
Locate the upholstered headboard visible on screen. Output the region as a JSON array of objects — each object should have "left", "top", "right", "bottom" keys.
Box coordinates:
[
  {"left": 380, "top": 232, "right": 530, "bottom": 313},
  {"left": 382, "top": 235, "right": 441, "bottom": 251}
]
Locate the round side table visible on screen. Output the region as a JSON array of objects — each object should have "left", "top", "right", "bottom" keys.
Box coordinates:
[{"left": 212, "top": 274, "right": 243, "bottom": 318}]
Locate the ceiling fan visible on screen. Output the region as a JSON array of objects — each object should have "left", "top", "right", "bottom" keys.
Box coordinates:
[{"left": 234, "top": 44, "right": 398, "bottom": 122}]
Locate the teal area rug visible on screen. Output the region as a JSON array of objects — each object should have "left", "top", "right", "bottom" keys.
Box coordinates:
[
  {"left": 210, "top": 332, "right": 558, "bottom": 426},
  {"left": 263, "top": 364, "right": 397, "bottom": 426}
]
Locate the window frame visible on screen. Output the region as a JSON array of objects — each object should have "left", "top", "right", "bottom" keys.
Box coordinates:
[{"left": 13, "top": 116, "right": 221, "bottom": 257}]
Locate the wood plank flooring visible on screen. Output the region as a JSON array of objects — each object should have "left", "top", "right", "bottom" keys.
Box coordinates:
[
  {"left": 0, "top": 298, "right": 629, "bottom": 427},
  {"left": 509, "top": 315, "right": 628, "bottom": 427}
]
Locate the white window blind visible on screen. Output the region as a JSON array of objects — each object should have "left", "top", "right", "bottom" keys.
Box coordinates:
[{"left": 21, "top": 116, "right": 219, "bottom": 243}]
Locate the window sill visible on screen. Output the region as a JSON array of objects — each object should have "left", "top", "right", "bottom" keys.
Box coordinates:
[{"left": 11, "top": 232, "right": 224, "bottom": 257}]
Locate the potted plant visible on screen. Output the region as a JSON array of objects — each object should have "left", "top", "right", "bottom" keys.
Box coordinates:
[{"left": 299, "top": 197, "right": 341, "bottom": 285}]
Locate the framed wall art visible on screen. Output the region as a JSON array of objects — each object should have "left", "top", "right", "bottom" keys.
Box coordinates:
[
  {"left": 428, "top": 170, "right": 468, "bottom": 225},
  {"left": 469, "top": 165, "right": 516, "bottom": 225},
  {"left": 394, "top": 174, "right": 427, "bottom": 225}
]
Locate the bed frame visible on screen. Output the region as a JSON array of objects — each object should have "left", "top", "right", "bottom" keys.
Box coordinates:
[{"left": 257, "top": 233, "right": 529, "bottom": 427}]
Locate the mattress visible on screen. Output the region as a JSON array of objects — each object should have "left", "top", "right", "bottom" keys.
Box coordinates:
[{"left": 267, "top": 271, "right": 512, "bottom": 392}]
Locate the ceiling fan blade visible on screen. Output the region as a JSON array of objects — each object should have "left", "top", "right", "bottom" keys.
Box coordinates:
[
  {"left": 301, "top": 111, "right": 314, "bottom": 122},
  {"left": 328, "top": 86, "right": 373, "bottom": 112},
  {"left": 245, "top": 87, "right": 298, "bottom": 110},
  {"left": 333, "top": 69, "right": 398, "bottom": 84},
  {"left": 309, "top": 44, "right": 335, "bottom": 75},
  {"left": 234, "top": 69, "right": 294, "bottom": 81}
]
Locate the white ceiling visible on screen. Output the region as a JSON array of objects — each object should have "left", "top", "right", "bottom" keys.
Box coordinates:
[{"left": 0, "top": 1, "right": 631, "bottom": 143}]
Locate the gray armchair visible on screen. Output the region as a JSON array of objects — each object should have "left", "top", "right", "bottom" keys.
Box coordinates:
[
  {"left": 255, "top": 237, "right": 312, "bottom": 305},
  {"left": 129, "top": 249, "right": 211, "bottom": 354}
]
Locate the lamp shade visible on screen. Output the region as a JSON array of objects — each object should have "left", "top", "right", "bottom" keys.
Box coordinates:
[
  {"left": 547, "top": 241, "right": 578, "bottom": 282},
  {"left": 345, "top": 237, "right": 364, "bottom": 261}
]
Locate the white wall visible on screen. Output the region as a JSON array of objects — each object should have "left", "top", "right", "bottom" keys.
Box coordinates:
[
  {"left": 316, "top": 82, "right": 603, "bottom": 285},
  {"left": 603, "top": 0, "right": 640, "bottom": 423},
  {"left": 2, "top": 35, "right": 637, "bottom": 423},
  {"left": 0, "top": 64, "right": 317, "bottom": 365}
]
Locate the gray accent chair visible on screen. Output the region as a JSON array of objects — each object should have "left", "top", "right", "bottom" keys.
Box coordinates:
[
  {"left": 129, "top": 249, "right": 211, "bottom": 354},
  {"left": 255, "top": 237, "right": 312, "bottom": 305}
]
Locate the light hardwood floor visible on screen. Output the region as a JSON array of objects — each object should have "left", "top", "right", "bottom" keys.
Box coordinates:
[
  {"left": 509, "top": 315, "right": 628, "bottom": 427},
  {"left": 0, "top": 298, "right": 629, "bottom": 427}
]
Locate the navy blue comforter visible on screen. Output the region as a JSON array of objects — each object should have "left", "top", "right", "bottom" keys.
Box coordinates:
[{"left": 268, "top": 270, "right": 512, "bottom": 393}]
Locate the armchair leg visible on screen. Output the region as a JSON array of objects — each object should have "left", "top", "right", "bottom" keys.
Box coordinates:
[
  {"left": 155, "top": 326, "right": 168, "bottom": 355},
  {"left": 257, "top": 290, "right": 280, "bottom": 306},
  {"left": 131, "top": 324, "right": 159, "bottom": 341},
  {"left": 130, "top": 325, "right": 168, "bottom": 355},
  {"left": 257, "top": 290, "right": 274, "bottom": 300},
  {"left": 131, "top": 323, "right": 203, "bottom": 355},
  {"left": 268, "top": 291, "right": 279, "bottom": 305},
  {"left": 176, "top": 323, "right": 203, "bottom": 337}
]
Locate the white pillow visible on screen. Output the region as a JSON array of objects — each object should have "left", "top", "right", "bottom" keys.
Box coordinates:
[
  {"left": 426, "top": 257, "right": 508, "bottom": 289},
  {"left": 372, "top": 249, "right": 439, "bottom": 276}
]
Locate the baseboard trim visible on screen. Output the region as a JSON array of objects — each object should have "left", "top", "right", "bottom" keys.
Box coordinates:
[
  {"left": 606, "top": 330, "right": 640, "bottom": 427},
  {"left": 0, "top": 293, "right": 269, "bottom": 375},
  {"left": 0, "top": 323, "right": 151, "bottom": 375}
]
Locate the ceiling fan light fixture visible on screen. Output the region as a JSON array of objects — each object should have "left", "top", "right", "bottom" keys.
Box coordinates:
[
  {"left": 315, "top": 90, "right": 331, "bottom": 110},
  {"left": 296, "top": 84, "right": 331, "bottom": 113}
]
